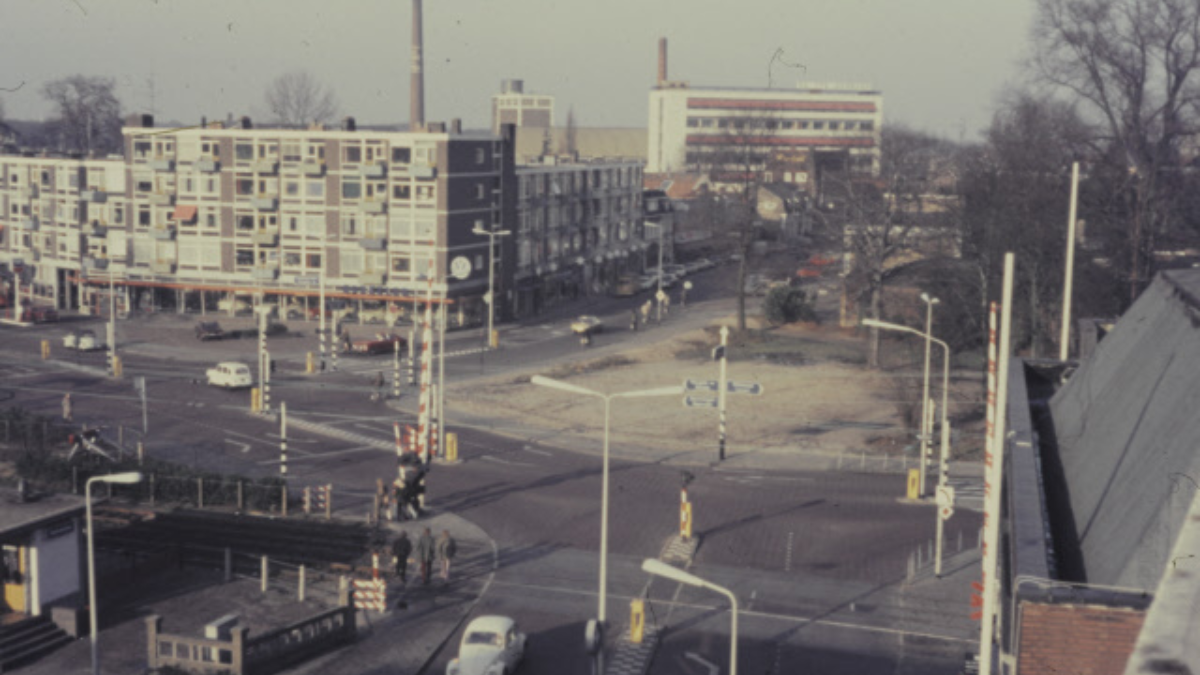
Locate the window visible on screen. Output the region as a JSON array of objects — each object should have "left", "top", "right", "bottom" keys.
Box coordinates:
[
  {"left": 114, "top": 206, "right": 124, "bottom": 224},
  {"left": 203, "top": 178, "right": 218, "bottom": 195},
  {"left": 389, "top": 216, "right": 411, "bottom": 238},
  {"left": 306, "top": 253, "right": 322, "bottom": 269},
  {"left": 235, "top": 144, "right": 254, "bottom": 161},
  {"left": 416, "top": 185, "right": 434, "bottom": 200},
  {"left": 393, "top": 185, "right": 411, "bottom": 200},
  {"left": 341, "top": 215, "right": 359, "bottom": 236},
  {"left": 812, "top": 121, "right": 824, "bottom": 130},
  {"left": 476, "top": 183, "right": 486, "bottom": 200},
  {"left": 860, "top": 121, "right": 875, "bottom": 131},
  {"left": 236, "top": 249, "right": 254, "bottom": 266},
  {"left": 202, "top": 141, "right": 219, "bottom": 158},
  {"left": 285, "top": 181, "right": 300, "bottom": 197},
  {"left": 475, "top": 148, "right": 486, "bottom": 164},
  {"left": 828, "top": 122, "right": 839, "bottom": 131},
  {"left": 392, "top": 147, "right": 411, "bottom": 164},
  {"left": 138, "top": 207, "right": 151, "bottom": 226},
  {"left": 306, "top": 181, "right": 324, "bottom": 198},
  {"left": 307, "top": 143, "right": 325, "bottom": 160},
  {"left": 287, "top": 216, "right": 299, "bottom": 233},
  {"left": 391, "top": 257, "right": 410, "bottom": 273},
  {"left": 344, "top": 146, "right": 362, "bottom": 163},
  {"left": 284, "top": 252, "right": 302, "bottom": 267},
  {"left": 305, "top": 214, "right": 324, "bottom": 236},
  {"left": 137, "top": 180, "right": 153, "bottom": 193},
  {"left": 257, "top": 143, "right": 276, "bottom": 158},
  {"left": 799, "top": 121, "right": 810, "bottom": 130},
  {"left": 342, "top": 180, "right": 362, "bottom": 200},
  {"left": 257, "top": 214, "right": 277, "bottom": 230},
  {"left": 134, "top": 141, "right": 152, "bottom": 158},
  {"left": 341, "top": 249, "right": 363, "bottom": 273},
  {"left": 205, "top": 212, "right": 217, "bottom": 228},
  {"left": 687, "top": 117, "right": 699, "bottom": 128},
  {"left": 282, "top": 143, "right": 301, "bottom": 162},
  {"left": 237, "top": 215, "right": 254, "bottom": 231},
  {"left": 236, "top": 178, "right": 254, "bottom": 196}
]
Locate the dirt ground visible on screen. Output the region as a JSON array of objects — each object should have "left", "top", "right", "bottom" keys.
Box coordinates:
[{"left": 449, "top": 314, "right": 982, "bottom": 462}]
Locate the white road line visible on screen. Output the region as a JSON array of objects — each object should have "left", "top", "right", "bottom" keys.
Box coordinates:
[
  {"left": 481, "top": 455, "right": 533, "bottom": 467},
  {"left": 785, "top": 532, "right": 795, "bottom": 573},
  {"left": 489, "top": 579, "right": 974, "bottom": 644},
  {"left": 263, "top": 433, "right": 318, "bottom": 443},
  {"left": 255, "top": 444, "right": 379, "bottom": 464},
  {"left": 747, "top": 589, "right": 757, "bottom": 611},
  {"left": 224, "top": 440, "right": 251, "bottom": 454},
  {"left": 522, "top": 446, "right": 551, "bottom": 457},
  {"left": 685, "top": 652, "right": 719, "bottom": 675}
]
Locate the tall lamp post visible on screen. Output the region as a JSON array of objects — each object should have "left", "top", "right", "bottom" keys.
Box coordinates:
[
  {"left": 918, "top": 294, "right": 939, "bottom": 496},
  {"left": 530, "top": 376, "right": 680, "bottom": 669},
  {"left": 642, "top": 559, "right": 738, "bottom": 675},
  {"left": 471, "top": 226, "right": 511, "bottom": 349},
  {"left": 86, "top": 471, "right": 144, "bottom": 675},
  {"left": 645, "top": 222, "right": 664, "bottom": 322},
  {"left": 862, "top": 317, "right": 953, "bottom": 575}
]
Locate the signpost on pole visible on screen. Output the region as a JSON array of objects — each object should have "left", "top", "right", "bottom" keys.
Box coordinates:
[
  {"left": 134, "top": 377, "right": 147, "bottom": 434},
  {"left": 683, "top": 328, "right": 764, "bottom": 462}
]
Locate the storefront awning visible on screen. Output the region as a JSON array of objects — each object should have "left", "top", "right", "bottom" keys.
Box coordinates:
[{"left": 172, "top": 205, "right": 198, "bottom": 222}]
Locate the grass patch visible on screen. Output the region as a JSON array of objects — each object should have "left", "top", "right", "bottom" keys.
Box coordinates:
[
  {"left": 543, "top": 354, "right": 638, "bottom": 380},
  {"left": 674, "top": 326, "right": 865, "bottom": 366}
]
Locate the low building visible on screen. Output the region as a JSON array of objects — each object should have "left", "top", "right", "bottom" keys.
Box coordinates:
[{"left": 1, "top": 486, "right": 86, "bottom": 623}]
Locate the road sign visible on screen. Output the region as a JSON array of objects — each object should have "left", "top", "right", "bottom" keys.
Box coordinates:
[
  {"left": 450, "top": 256, "right": 472, "bottom": 280},
  {"left": 655, "top": 289, "right": 667, "bottom": 302},
  {"left": 684, "top": 396, "right": 719, "bottom": 408},
  {"left": 683, "top": 379, "right": 720, "bottom": 392},
  {"left": 726, "top": 381, "right": 764, "bottom": 395},
  {"left": 937, "top": 485, "right": 955, "bottom": 520},
  {"left": 133, "top": 377, "right": 146, "bottom": 394},
  {"left": 711, "top": 345, "right": 726, "bottom": 361}
]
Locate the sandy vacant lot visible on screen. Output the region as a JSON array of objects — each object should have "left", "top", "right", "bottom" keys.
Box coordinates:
[{"left": 448, "top": 316, "right": 970, "bottom": 464}]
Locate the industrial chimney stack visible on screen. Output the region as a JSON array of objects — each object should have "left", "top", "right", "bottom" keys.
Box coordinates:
[
  {"left": 658, "top": 38, "right": 668, "bottom": 87},
  {"left": 411, "top": 0, "right": 425, "bottom": 131}
]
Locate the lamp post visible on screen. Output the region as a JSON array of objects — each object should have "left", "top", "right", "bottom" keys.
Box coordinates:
[
  {"left": 106, "top": 272, "right": 116, "bottom": 377},
  {"left": 918, "top": 294, "right": 940, "bottom": 497},
  {"left": 86, "top": 471, "right": 144, "bottom": 675},
  {"left": 645, "top": 222, "right": 664, "bottom": 322},
  {"left": 472, "top": 226, "right": 511, "bottom": 349},
  {"left": 642, "top": 559, "right": 738, "bottom": 675},
  {"left": 862, "top": 317, "right": 953, "bottom": 575},
  {"left": 530, "top": 376, "right": 680, "bottom": 670}
]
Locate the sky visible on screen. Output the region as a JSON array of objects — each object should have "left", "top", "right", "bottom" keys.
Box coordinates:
[{"left": 0, "top": 0, "right": 1036, "bottom": 141}]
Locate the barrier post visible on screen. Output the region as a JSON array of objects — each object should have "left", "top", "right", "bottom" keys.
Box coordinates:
[
  {"left": 41, "top": 340, "right": 50, "bottom": 360},
  {"left": 445, "top": 432, "right": 459, "bottom": 463},
  {"left": 630, "top": 599, "right": 646, "bottom": 644}
]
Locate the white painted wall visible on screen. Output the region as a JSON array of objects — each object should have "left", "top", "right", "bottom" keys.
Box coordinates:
[{"left": 33, "top": 522, "right": 81, "bottom": 613}]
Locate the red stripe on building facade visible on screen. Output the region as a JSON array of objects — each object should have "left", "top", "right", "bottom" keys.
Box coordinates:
[
  {"left": 687, "top": 98, "right": 877, "bottom": 113},
  {"left": 686, "top": 135, "right": 875, "bottom": 148}
]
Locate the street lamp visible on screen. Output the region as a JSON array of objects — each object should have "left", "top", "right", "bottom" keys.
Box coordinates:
[
  {"left": 472, "top": 226, "right": 511, "bottom": 349},
  {"left": 645, "top": 222, "right": 664, "bottom": 322},
  {"left": 642, "top": 558, "right": 738, "bottom": 675},
  {"left": 86, "top": 471, "right": 144, "bottom": 675},
  {"left": 862, "top": 317, "right": 953, "bottom": 576},
  {"left": 529, "top": 377, "right": 681, "bottom": 626},
  {"left": 918, "top": 293, "right": 940, "bottom": 497}
]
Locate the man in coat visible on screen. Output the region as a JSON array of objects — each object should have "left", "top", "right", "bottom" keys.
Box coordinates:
[
  {"left": 392, "top": 531, "right": 413, "bottom": 584},
  {"left": 436, "top": 530, "right": 457, "bottom": 582},
  {"left": 415, "top": 528, "right": 435, "bottom": 585}
]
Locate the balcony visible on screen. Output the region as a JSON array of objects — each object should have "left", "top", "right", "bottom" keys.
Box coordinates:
[
  {"left": 196, "top": 158, "right": 220, "bottom": 173},
  {"left": 302, "top": 161, "right": 325, "bottom": 176},
  {"left": 149, "top": 193, "right": 175, "bottom": 206},
  {"left": 17, "top": 216, "right": 39, "bottom": 231},
  {"left": 85, "top": 222, "right": 108, "bottom": 237},
  {"left": 410, "top": 165, "right": 436, "bottom": 179},
  {"left": 152, "top": 226, "right": 176, "bottom": 241},
  {"left": 363, "top": 200, "right": 387, "bottom": 214},
  {"left": 84, "top": 256, "right": 109, "bottom": 270},
  {"left": 252, "top": 159, "right": 279, "bottom": 174},
  {"left": 358, "top": 238, "right": 386, "bottom": 251},
  {"left": 150, "top": 158, "right": 175, "bottom": 172},
  {"left": 81, "top": 189, "right": 108, "bottom": 203},
  {"left": 253, "top": 267, "right": 279, "bottom": 280},
  {"left": 361, "top": 162, "right": 387, "bottom": 178},
  {"left": 252, "top": 196, "right": 278, "bottom": 211},
  {"left": 360, "top": 271, "right": 386, "bottom": 285},
  {"left": 151, "top": 260, "right": 176, "bottom": 274},
  {"left": 252, "top": 231, "right": 279, "bottom": 246}
]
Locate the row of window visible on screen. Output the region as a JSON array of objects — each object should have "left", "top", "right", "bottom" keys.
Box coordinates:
[
  {"left": 685, "top": 117, "right": 875, "bottom": 132},
  {"left": 132, "top": 139, "right": 477, "bottom": 167}
]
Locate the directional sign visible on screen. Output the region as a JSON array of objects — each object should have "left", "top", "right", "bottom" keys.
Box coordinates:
[
  {"left": 683, "top": 379, "right": 720, "bottom": 392},
  {"left": 937, "top": 485, "right": 955, "bottom": 520},
  {"left": 684, "top": 396, "right": 719, "bottom": 408},
  {"left": 727, "top": 381, "right": 764, "bottom": 395}
]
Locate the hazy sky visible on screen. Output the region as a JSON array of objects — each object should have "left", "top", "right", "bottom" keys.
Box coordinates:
[{"left": 1, "top": 0, "right": 1035, "bottom": 139}]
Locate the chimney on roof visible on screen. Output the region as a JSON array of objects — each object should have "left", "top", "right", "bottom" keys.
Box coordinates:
[
  {"left": 240, "top": 116, "right": 253, "bottom": 130},
  {"left": 411, "top": 0, "right": 425, "bottom": 132},
  {"left": 450, "top": 118, "right": 462, "bottom": 134},
  {"left": 658, "top": 38, "right": 668, "bottom": 86},
  {"left": 201, "top": 116, "right": 207, "bottom": 129},
  {"left": 343, "top": 116, "right": 357, "bottom": 132}
]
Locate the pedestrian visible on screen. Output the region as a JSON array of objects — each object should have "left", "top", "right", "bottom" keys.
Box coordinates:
[
  {"left": 373, "top": 371, "right": 385, "bottom": 401},
  {"left": 630, "top": 309, "right": 639, "bottom": 332},
  {"left": 415, "top": 527, "right": 435, "bottom": 585},
  {"left": 436, "top": 530, "right": 457, "bottom": 582},
  {"left": 663, "top": 294, "right": 671, "bottom": 316},
  {"left": 392, "top": 531, "right": 413, "bottom": 584},
  {"left": 641, "top": 300, "right": 652, "bottom": 326},
  {"left": 61, "top": 393, "right": 73, "bottom": 422}
]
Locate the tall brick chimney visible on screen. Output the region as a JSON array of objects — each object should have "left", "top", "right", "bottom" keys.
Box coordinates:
[
  {"left": 658, "top": 37, "right": 668, "bottom": 86},
  {"left": 411, "top": 0, "right": 425, "bottom": 131}
]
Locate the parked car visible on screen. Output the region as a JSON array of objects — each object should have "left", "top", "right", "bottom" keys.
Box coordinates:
[
  {"left": 446, "top": 616, "right": 526, "bottom": 675},
  {"left": 194, "top": 321, "right": 225, "bottom": 341},
  {"left": 63, "top": 329, "right": 102, "bottom": 351},
  {"left": 571, "top": 315, "right": 604, "bottom": 336},
  {"left": 638, "top": 274, "right": 659, "bottom": 292},
  {"left": 21, "top": 305, "right": 58, "bottom": 323},
  {"left": 217, "top": 296, "right": 252, "bottom": 314},
  {"left": 346, "top": 333, "right": 406, "bottom": 355},
  {"left": 661, "top": 263, "right": 687, "bottom": 278},
  {"left": 206, "top": 362, "right": 253, "bottom": 389}
]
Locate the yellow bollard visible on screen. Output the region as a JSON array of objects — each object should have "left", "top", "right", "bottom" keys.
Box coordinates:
[
  {"left": 907, "top": 469, "right": 920, "bottom": 500},
  {"left": 251, "top": 387, "right": 262, "bottom": 413},
  {"left": 680, "top": 502, "right": 693, "bottom": 541},
  {"left": 490, "top": 330, "right": 499, "bottom": 349},
  {"left": 112, "top": 355, "right": 123, "bottom": 378},
  {"left": 41, "top": 340, "right": 50, "bottom": 360},
  {"left": 629, "top": 599, "right": 645, "bottom": 644},
  {"left": 445, "top": 432, "right": 459, "bottom": 463},
  {"left": 306, "top": 351, "right": 315, "bottom": 374}
]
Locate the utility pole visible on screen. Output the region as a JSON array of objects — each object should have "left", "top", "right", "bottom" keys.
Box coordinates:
[
  {"left": 1059, "top": 161, "right": 1080, "bottom": 362},
  {"left": 318, "top": 266, "right": 327, "bottom": 371},
  {"left": 717, "top": 325, "right": 729, "bottom": 461},
  {"left": 472, "top": 226, "right": 511, "bottom": 349},
  {"left": 280, "top": 401, "right": 288, "bottom": 477}
]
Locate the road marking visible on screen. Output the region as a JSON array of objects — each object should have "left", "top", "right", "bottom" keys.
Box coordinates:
[
  {"left": 685, "top": 652, "right": 718, "bottom": 675},
  {"left": 522, "top": 446, "right": 551, "bottom": 457},
  {"left": 785, "top": 532, "right": 795, "bottom": 572},
  {"left": 255, "top": 444, "right": 377, "bottom": 464},
  {"left": 263, "top": 433, "right": 318, "bottom": 443},
  {"left": 481, "top": 455, "right": 533, "bottom": 467},
  {"left": 224, "top": 440, "right": 251, "bottom": 454},
  {"left": 747, "top": 589, "right": 757, "bottom": 611},
  {"left": 489, "top": 579, "right": 974, "bottom": 644}
]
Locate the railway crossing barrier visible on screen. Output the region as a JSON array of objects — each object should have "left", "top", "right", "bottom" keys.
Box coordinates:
[{"left": 353, "top": 578, "right": 387, "bottom": 613}]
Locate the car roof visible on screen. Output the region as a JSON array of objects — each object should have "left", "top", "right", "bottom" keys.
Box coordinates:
[
  {"left": 465, "top": 615, "right": 515, "bottom": 634},
  {"left": 217, "top": 361, "right": 248, "bottom": 368}
]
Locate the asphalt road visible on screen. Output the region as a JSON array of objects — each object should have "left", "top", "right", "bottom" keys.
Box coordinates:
[{"left": 0, "top": 257, "right": 981, "bottom": 674}]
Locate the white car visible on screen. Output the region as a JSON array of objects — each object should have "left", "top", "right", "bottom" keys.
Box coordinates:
[
  {"left": 446, "top": 616, "right": 526, "bottom": 675},
  {"left": 217, "top": 296, "right": 252, "bottom": 314},
  {"left": 206, "top": 362, "right": 253, "bottom": 389},
  {"left": 63, "top": 330, "right": 102, "bottom": 351}
]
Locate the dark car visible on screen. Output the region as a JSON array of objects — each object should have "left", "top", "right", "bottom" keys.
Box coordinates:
[
  {"left": 346, "top": 333, "right": 406, "bottom": 355},
  {"left": 195, "top": 321, "right": 225, "bottom": 341},
  {"left": 21, "top": 306, "right": 58, "bottom": 323}
]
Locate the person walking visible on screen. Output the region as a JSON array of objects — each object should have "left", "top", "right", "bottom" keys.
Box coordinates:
[
  {"left": 61, "top": 393, "right": 73, "bottom": 422},
  {"left": 392, "top": 531, "right": 413, "bottom": 584},
  {"left": 436, "top": 530, "right": 457, "bottom": 582},
  {"left": 373, "top": 371, "right": 385, "bottom": 401},
  {"left": 630, "top": 309, "right": 639, "bottom": 332},
  {"left": 415, "top": 527, "right": 435, "bottom": 585}
]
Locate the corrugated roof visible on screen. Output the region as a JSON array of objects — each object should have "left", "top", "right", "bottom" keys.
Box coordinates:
[{"left": 1048, "top": 269, "right": 1200, "bottom": 589}]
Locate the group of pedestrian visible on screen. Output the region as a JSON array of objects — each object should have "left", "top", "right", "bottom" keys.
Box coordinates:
[{"left": 392, "top": 527, "right": 456, "bottom": 585}]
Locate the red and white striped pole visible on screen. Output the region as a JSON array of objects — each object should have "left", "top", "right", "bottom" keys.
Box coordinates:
[{"left": 415, "top": 260, "right": 436, "bottom": 464}]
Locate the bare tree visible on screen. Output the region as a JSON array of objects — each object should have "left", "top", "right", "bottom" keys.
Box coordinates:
[
  {"left": 41, "top": 75, "right": 122, "bottom": 155},
  {"left": 264, "top": 71, "right": 338, "bottom": 128},
  {"left": 841, "top": 126, "right": 954, "bottom": 368},
  {"left": 1032, "top": 0, "right": 1200, "bottom": 302}
]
